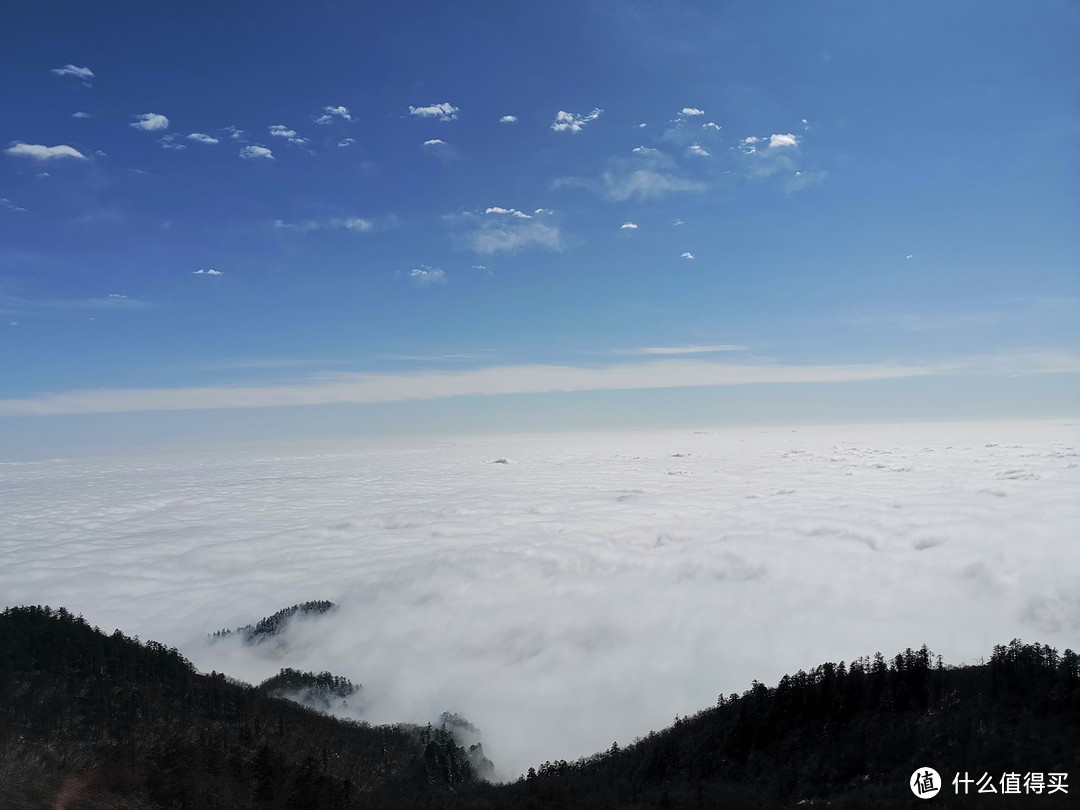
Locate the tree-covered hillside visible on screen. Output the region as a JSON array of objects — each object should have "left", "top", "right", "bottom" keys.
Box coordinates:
[
  {"left": 1, "top": 605, "right": 1076, "bottom": 809},
  {"left": 0, "top": 606, "right": 485, "bottom": 810}
]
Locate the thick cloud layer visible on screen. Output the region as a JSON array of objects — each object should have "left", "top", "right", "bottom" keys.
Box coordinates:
[{"left": 2, "top": 421, "right": 1077, "bottom": 778}]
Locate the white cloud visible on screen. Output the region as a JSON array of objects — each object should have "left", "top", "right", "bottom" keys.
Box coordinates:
[
  {"left": 0, "top": 291, "right": 147, "bottom": 315},
  {"left": 273, "top": 215, "right": 390, "bottom": 233},
  {"left": 457, "top": 208, "right": 563, "bottom": 255},
  {"left": 784, "top": 170, "right": 826, "bottom": 193},
  {"left": 314, "top": 105, "right": 352, "bottom": 125},
  {"left": 422, "top": 139, "right": 459, "bottom": 161},
  {"left": 673, "top": 219, "right": 685, "bottom": 226},
  {"left": 340, "top": 217, "right": 374, "bottom": 232},
  {"left": 638, "top": 123, "right": 647, "bottom": 128},
  {"left": 157, "top": 134, "right": 186, "bottom": 150},
  {"left": 1, "top": 198, "right": 27, "bottom": 212},
  {"left": 72, "top": 112, "right": 91, "bottom": 119},
  {"left": 595, "top": 148, "right": 704, "bottom": 201},
  {"left": 4, "top": 142, "right": 87, "bottom": 161},
  {"left": 51, "top": 64, "right": 93, "bottom": 84},
  {"left": 409, "top": 266, "right": 447, "bottom": 287},
  {"left": 131, "top": 113, "right": 170, "bottom": 132},
  {"left": 686, "top": 144, "right": 709, "bottom": 157},
  {"left": 661, "top": 112, "right": 724, "bottom": 147},
  {"left": 3, "top": 353, "right": 1074, "bottom": 416},
  {"left": 268, "top": 125, "right": 309, "bottom": 146},
  {"left": 681, "top": 252, "right": 695, "bottom": 259},
  {"left": 409, "top": 102, "right": 460, "bottom": 121},
  {"left": 338, "top": 138, "right": 356, "bottom": 148},
  {"left": 738, "top": 133, "right": 808, "bottom": 180},
  {"left": 499, "top": 115, "right": 518, "bottom": 124},
  {"left": 906, "top": 254, "right": 914, "bottom": 260},
  {"left": 484, "top": 207, "right": 531, "bottom": 218},
  {"left": 240, "top": 145, "right": 274, "bottom": 160},
  {"left": 223, "top": 126, "right": 245, "bottom": 140},
  {"left": 619, "top": 345, "right": 749, "bottom": 355},
  {"left": 845, "top": 311, "right": 1020, "bottom": 333},
  {"left": 1, "top": 422, "right": 1073, "bottom": 780},
  {"left": 620, "top": 222, "right": 638, "bottom": 230},
  {"left": 551, "top": 108, "right": 602, "bottom": 133},
  {"left": 187, "top": 133, "right": 219, "bottom": 144},
  {"left": 193, "top": 269, "right": 223, "bottom": 276}
]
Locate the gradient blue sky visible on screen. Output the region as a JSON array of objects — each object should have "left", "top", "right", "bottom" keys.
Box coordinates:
[{"left": 2, "top": 0, "right": 1077, "bottom": 456}]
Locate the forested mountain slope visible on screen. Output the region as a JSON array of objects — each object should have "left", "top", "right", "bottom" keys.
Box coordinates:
[{"left": 1, "top": 606, "right": 1076, "bottom": 809}]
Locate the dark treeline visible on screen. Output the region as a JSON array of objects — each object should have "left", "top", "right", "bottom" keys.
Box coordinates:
[
  {"left": 2, "top": 605, "right": 1077, "bottom": 809},
  {"left": 473, "top": 640, "right": 1080, "bottom": 808},
  {"left": 257, "top": 668, "right": 360, "bottom": 713},
  {"left": 212, "top": 600, "right": 337, "bottom": 643},
  {"left": 0, "top": 606, "right": 484, "bottom": 810}
]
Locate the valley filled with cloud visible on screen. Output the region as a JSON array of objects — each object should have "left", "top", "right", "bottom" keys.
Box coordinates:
[{"left": 2, "top": 420, "right": 1076, "bottom": 778}]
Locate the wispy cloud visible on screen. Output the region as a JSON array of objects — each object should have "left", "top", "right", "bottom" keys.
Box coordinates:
[
  {"left": 737, "top": 131, "right": 809, "bottom": 181},
  {"left": 1, "top": 292, "right": 149, "bottom": 318},
  {"left": 338, "top": 138, "right": 356, "bottom": 148},
  {"left": 4, "top": 142, "right": 87, "bottom": 161},
  {"left": 268, "top": 125, "right": 309, "bottom": 146},
  {"left": 785, "top": 170, "right": 826, "bottom": 193},
  {"left": 603, "top": 148, "right": 703, "bottom": 201},
  {"left": 408, "top": 266, "right": 447, "bottom": 287},
  {"left": 72, "top": 112, "right": 91, "bottom": 119},
  {"left": 157, "top": 134, "right": 186, "bottom": 150},
  {"left": 422, "top": 138, "right": 459, "bottom": 161},
  {"left": 3, "top": 352, "right": 1073, "bottom": 416},
  {"left": 409, "top": 102, "right": 459, "bottom": 121},
  {"left": 551, "top": 108, "right": 602, "bottom": 133},
  {"left": 681, "top": 252, "right": 695, "bottom": 259},
  {"left": 685, "top": 144, "right": 709, "bottom": 157},
  {"left": 499, "top": 115, "right": 518, "bottom": 124},
  {"left": 844, "top": 311, "right": 1021, "bottom": 332},
  {"left": 454, "top": 207, "right": 563, "bottom": 255},
  {"left": 484, "top": 207, "right": 531, "bottom": 218},
  {"left": 558, "top": 147, "right": 703, "bottom": 201},
  {"left": 620, "top": 222, "right": 638, "bottom": 230},
  {"left": 1, "top": 198, "right": 27, "bottom": 213},
  {"left": 240, "top": 145, "right": 274, "bottom": 160},
  {"left": 187, "top": 133, "right": 219, "bottom": 145},
  {"left": 222, "top": 126, "right": 245, "bottom": 140},
  {"left": 617, "top": 345, "right": 749, "bottom": 355},
  {"left": 193, "top": 269, "right": 224, "bottom": 276},
  {"left": 51, "top": 64, "right": 94, "bottom": 85},
  {"left": 131, "top": 113, "right": 170, "bottom": 132},
  {"left": 661, "top": 111, "right": 723, "bottom": 146},
  {"left": 314, "top": 105, "right": 352, "bottom": 124},
  {"left": 273, "top": 215, "right": 394, "bottom": 233}
]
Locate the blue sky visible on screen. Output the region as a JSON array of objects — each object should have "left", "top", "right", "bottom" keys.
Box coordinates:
[{"left": 2, "top": 0, "right": 1077, "bottom": 455}]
